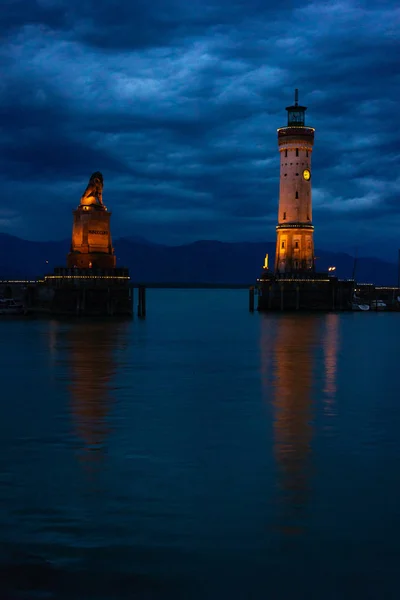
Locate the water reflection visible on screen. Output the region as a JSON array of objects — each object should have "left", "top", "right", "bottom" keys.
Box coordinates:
[
  {"left": 323, "top": 314, "right": 340, "bottom": 415},
  {"left": 64, "top": 321, "right": 127, "bottom": 470},
  {"left": 261, "top": 315, "right": 318, "bottom": 536}
]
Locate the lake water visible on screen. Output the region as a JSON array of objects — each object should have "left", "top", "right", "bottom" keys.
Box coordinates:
[{"left": 1, "top": 289, "right": 400, "bottom": 599}]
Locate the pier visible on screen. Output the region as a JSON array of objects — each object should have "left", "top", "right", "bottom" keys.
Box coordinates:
[
  {"left": 256, "top": 274, "right": 353, "bottom": 312},
  {"left": 0, "top": 275, "right": 150, "bottom": 317},
  {"left": 254, "top": 274, "right": 400, "bottom": 312},
  {"left": 34, "top": 268, "right": 133, "bottom": 316}
]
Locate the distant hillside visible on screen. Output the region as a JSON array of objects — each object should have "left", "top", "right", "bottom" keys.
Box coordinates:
[
  {"left": 0, "top": 233, "right": 69, "bottom": 279},
  {"left": 0, "top": 233, "right": 398, "bottom": 285}
]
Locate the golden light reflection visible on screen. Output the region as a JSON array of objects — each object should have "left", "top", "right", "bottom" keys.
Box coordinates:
[
  {"left": 261, "top": 315, "right": 317, "bottom": 536},
  {"left": 323, "top": 313, "right": 340, "bottom": 415},
  {"left": 64, "top": 321, "right": 127, "bottom": 471}
]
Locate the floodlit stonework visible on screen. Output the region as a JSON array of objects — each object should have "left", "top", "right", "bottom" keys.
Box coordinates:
[
  {"left": 275, "top": 91, "right": 315, "bottom": 275},
  {"left": 67, "top": 172, "right": 116, "bottom": 269}
]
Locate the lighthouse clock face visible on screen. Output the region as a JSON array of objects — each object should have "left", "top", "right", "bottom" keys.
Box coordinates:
[{"left": 303, "top": 169, "right": 311, "bottom": 181}]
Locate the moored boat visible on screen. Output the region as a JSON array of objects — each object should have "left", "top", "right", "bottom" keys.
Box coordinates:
[
  {"left": 351, "top": 295, "right": 370, "bottom": 311},
  {"left": 351, "top": 302, "right": 370, "bottom": 311},
  {"left": 0, "top": 298, "right": 25, "bottom": 315},
  {"left": 370, "top": 300, "right": 386, "bottom": 311}
]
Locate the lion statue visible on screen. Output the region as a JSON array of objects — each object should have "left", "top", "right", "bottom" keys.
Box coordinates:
[{"left": 80, "top": 171, "right": 104, "bottom": 205}]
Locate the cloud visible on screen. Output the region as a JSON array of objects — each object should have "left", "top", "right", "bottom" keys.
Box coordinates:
[{"left": 0, "top": 0, "right": 399, "bottom": 257}]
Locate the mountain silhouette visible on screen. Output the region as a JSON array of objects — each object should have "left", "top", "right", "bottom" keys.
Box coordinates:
[{"left": 0, "top": 233, "right": 397, "bottom": 286}]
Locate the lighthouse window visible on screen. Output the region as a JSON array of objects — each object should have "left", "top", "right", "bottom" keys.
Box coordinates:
[
  {"left": 285, "top": 150, "right": 287, "bottom": 157},
  {"left": 295, "top": 192, "right": 298, "bottom": 199},
  {"left": 283, "top": 212, "right": 286, "bottom": 220},
  {"left": 281, "top": 241, "right": 285, "bottom": 249},
  {"left": 295, "top": 241, "right": 299, "bottom": 249},
  {"left": 296, "top": 148, "right": 299, "bottom": 157}
]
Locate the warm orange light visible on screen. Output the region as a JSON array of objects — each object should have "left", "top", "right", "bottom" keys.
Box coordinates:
[{"left": 44, "top": 275, "right": 130, "bottom": 280}]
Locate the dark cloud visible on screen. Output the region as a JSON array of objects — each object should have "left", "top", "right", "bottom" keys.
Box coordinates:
[
  {"left": 0, "top": 0, "right": 399, "bottom": 257},
  {"left": 0, "top": 0, "right": 66, "bottom": 35}
]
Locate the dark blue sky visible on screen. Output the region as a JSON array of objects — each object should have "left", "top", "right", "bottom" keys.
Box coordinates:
[{"left": 1, "top": 0, "right": 399, "bottom": 257}]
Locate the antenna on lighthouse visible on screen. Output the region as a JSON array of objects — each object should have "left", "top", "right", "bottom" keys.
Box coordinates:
[{"left": 295, "top": 89, "right": 299, "bottom": 106}]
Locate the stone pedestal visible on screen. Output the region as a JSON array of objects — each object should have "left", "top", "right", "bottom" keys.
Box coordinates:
[{"left": 67, "top": 204, "right": 116, "bottom": 269}]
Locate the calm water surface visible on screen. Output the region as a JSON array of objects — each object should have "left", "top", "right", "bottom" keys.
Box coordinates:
[{"left": 1, "top": 289, "right": 400, "bottom": 599}]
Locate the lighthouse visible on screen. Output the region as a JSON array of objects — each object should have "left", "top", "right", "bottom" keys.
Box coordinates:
[
  {"left": 275, "top": 90, "right": 315, "bottom": 275},
  {"left": 257, "top": 91, "right": 355, "bottom": 310}
]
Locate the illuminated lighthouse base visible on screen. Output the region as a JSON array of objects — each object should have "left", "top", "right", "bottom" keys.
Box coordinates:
[{"left": 275, "top": 224, "right": 315, "bottom": 275}]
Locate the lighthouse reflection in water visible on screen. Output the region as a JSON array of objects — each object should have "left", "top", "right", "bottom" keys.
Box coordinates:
[{"left": 260, "top": 314, "right": 340, "bottom": 536}]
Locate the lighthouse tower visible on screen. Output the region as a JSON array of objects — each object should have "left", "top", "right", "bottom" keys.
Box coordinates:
[{"left": 275, "top": 90, "right": 315, "bottom": 275}]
